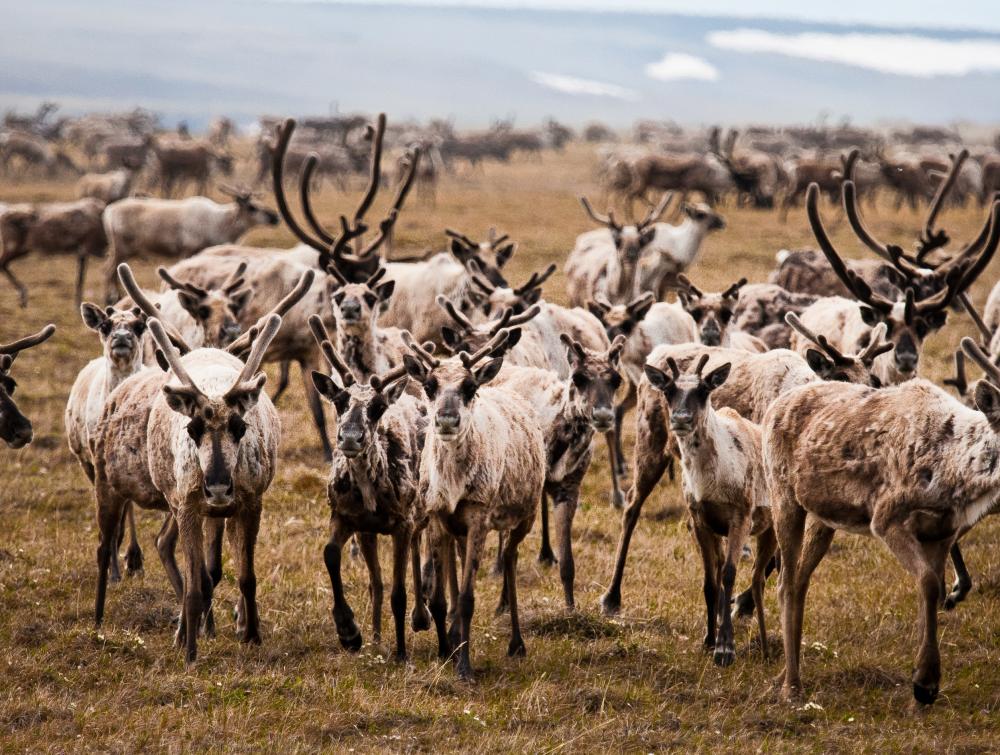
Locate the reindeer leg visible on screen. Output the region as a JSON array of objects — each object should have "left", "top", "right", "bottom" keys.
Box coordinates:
[
  {"left": 175, "top": 506, "right": 205, "bottom": 667},
  {"left": 75, "top": 253, "right": 89, "bottom": 306},
  {"left": 875, "top": 521, "right": 949, "bottom": 706},
  {"left": 390, "top": 529, "right": 410, "bottom": 661},
  {"left": 109, "top": 503, "right": 126, "bottom": 583},
  {"left": 690, "top": 512, "right": 722, "bottom": 652},
  {"left": 455, "top": 516, "right": 488, "bottom": 681},
  {"left": 123, "top": 502, "right": 144, "bottom": 576},
  {"left": 0, "top": 262, "right": 29, "bottom": 308},
  {"left": 94, "top": 489, "right": 125, "bottom": 627},
  {"left": 537, "top": 491, "right": 556, "bottom": 566},
  {"left": 301, "top": 356, "right": 333, "bottom": 461},
  {"left": 270, "top": 361, "right": 291, "bottom": 404},
  {"left": 604, "top": 430, "right": 625, "bottom": 509},
  {"left": 733, "top": 553, "right": 778, "bottom": 620},
  {"left": 944, "top": 541, "right": 972, "bottom": 610},
  {"left": 715, "top": 515, "right": 751, "bottom": 667},
  {"left": 427, "top": 524, "right": 452, "bottom": 659},
  {"left": 492, "top": 531, "right": 505, "bottom": 577},
  {"left": 323, "top": 516, "right": 361, "bottom": 651},
  {"left": 359, "top": 533, "right": 384, "bottom": 645},
  {"left": 156, "top": 513, "right": 184, "bottom": 602},
  {"left": 600, "top": 393, "right": 670, "bottom": 616},
  {"left": 503, "top": 514, "right": 533, "bottom": 659},
  {"left": 553, "top": 477, "right": 583, "bottom": 611},
  {"left": 201, "top": 517, "right": 225, "bottom": 638},
  {"left": 409, "top": 528, "right": 431, "bottom": 632}
]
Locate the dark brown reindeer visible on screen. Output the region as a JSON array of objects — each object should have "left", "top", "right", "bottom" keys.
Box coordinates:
[
  {"left": 0, "top": 324, "right": 56, "bottom": 448},
  {"left": 765, "top": 337, "right": 1000, "bottom": 705},
  {"left": 402, "top": 329, "right": 547, "bottom": 679},
  {"left": 307, "top": 315, "right": 432, "bottom": 660}
]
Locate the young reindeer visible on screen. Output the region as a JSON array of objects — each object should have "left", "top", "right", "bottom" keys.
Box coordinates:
[
  {"left": 643, "top": 354, "right": 775, "bottom": 666},
  {"left": 402, "top": 329, "right": 547, "bottom": 680},
  {"left": 565, "top": 192, "right": 672, "bottom": 307},
  {"left": 65, "top": 302, "right": 148, "bottom": 579},
  {"left": 674, "top": 275, "right": 768, "bottom": 352},
  {"left": 307, "top": 316, "right": 431, "bottom": 660},
  {"left": 765, "top": 337, "right": 1000, "bottom": 706},
  {"left": 143, "top": 316, "right": 281, "bottom": 666},
  {"left": 0, "top": 324, "right": 57, "bottom": 448},
  {"left": 149, "top": 264, "right": 251, "bottom": 349},
  {"left": 600, "top": 329, "right": 890, "bottom": 617}
]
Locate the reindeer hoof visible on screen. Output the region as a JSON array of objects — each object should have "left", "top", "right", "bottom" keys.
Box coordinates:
[
  {"left": 124, "top": 548, "right": 144, "bottom": 577},
  {"left": 239, "top": 628, "right": 262, "bottom": 645},
  {"left": 913, "top": 682, "right": 938, "bottom": 706},
  {"left": 599, "top": 591, "right": 621, "bottom": 616},
  {"left": 780, "top": 683, "right": 802, "bottom": 703},
  {"left": 338, "top": 628, "right": 362, "bottom": 652},
  {"left": 394, "top": 650, "right": 408, "bottom": 663},
  {"left": 732, "top": 592, "right": 755, "bottom": 620},
  {"left": 411, "top": 606, "right": 431, "bottom": 632},
  {"left": 609, "top": 490, "right": 625, "bottom": 510},
  {"left": 537, "top": 549, "right": 557, "bottom": 567},
  {"left": 202, "top": 608, "right": 216, "bottom": 638},
  {"left": 508, "top": 638, "right": 526, "bottom": 657},
  {"left": 713, "top": 644, "right": 735, "bottom": 667}
]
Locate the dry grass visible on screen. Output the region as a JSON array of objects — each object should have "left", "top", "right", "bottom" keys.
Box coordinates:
[{"left": 2, "top": 145, "right": 999, "bottom": 753}]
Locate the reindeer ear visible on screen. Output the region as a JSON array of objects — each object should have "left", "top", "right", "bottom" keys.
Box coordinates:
[
  {"left": 639, "top": 226, "right": 656, "bottom": 247},
  {"left": 632, "top": 298, "right": 654, "bottom": 321},
  {"left": 974, "top": 380, "right": 1000, "bottom": 425},
  {"left": 440, "top": 327, "right": 463, "bottom": 352},
  {"left": 382, "top": 377, "right": 408, "bottom": 405},
  {"left": 523, "top": 289, "right": 542, "bottom": 306},
  {"left": 81, "top": 302, "right": 107, "bottom": 331},
  {"left": 643, "top": 364, "right": 673, "bottom": 393},
  {"left": 177, "top": 290, "right": 203, "bottom": 317},
  {"left": 229, "top": 289, "right": 251, "bottom": 316},
  {"left": 703, "top": 362, "right": 731, "bottom": 391},
  {"left": 586, "top": 301, "right": 607, "bottom": 322},
  {"left": 923, "top": 310, "right": 948, "bottom": 331},
  {"left": 312, "top": 371, "right": 350, "bottom": 413},
  {"left": 450, "top": 239, "right": 472, "bottom": 261},
  {"left": 162, "top": 385, "right": 202, "bottom": 418},
  {"left": 225, "top": 372, "right": 267, "bottom": 414},
  {"left": 858, "top": 305, "right": 880, "bottom": 327},
  {"left": 0, "top": 354, "right": 13, "bottom": 372},
  {"left": 495, "top": 243, "right": 516, "bottom": 267},
  {"left": 375, "top": 280, "right": 395, "bottom": 302},
  {"left": 805, "top": 349, "right": 835, "bottom": 378},
  {"left": 402, "top": 354, "right": 426, "bottom": 380},
  {"left": 473, "top": 357, "right": 504, "bottom": 386}
]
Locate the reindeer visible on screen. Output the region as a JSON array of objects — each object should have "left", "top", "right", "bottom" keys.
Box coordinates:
[
  {"left": 633, "top": 203, "right": 726, "bottom": 300},
  {"left": 102, "top": 187, "right": 279, "bottom": 302},
  {"left": 401, "top": 330, "right": 546, "bottom": 680},
  {"left": 643, "top": 354, "right": 775, "bottom": 665},
  {"left": 765, "top": 338, "right": 1000, "bottom": 706},
  {"left": 65, "top": 303, "right": 149, "bottom": 580},
  {"left": 307, "top": 317, "right": 431, "bottom": 660},
  {"left": 731, "top": 283, "right": 819, "bottom": 350},
  {"left": 982, "top": 280, "right": 1000, "bottom": 356},
  {"left": 564, "top": 193, "right": 672, "bottom": 307},
  {"left": 673, "top": 276, "right": 767, "bottom": 352},
  {"left": 768, "top": 249, "right": 905, "bottom": 301},
  {"left": 0, "top": 199, "right": 107, "bottom": 307},
  {"left": 0, "top": 324, "right": 56, "bottom": 448},
  {"left": 799, "top": 175, "right": 993, "bottom": 385},
  {"left": 151, "top": 137, "right": 233, "bottom": 197},
  {"left": 140, "top": 316, "right": 281, "bottom": 666},
  {"left": 76, "top": 165, "right": 140, "bottom": 204},
  {"left": 600, "top": 329, "right": 889, "bottom": 617},
  {"left": 586, "top": 292, "right": 697, "bottom": 484}
]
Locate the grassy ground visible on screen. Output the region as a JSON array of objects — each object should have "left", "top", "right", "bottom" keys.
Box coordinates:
[{"left": 2, "top": 145, "right": 999, "bottom": 753}]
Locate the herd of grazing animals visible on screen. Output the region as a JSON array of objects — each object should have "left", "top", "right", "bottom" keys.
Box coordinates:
[{"left": 4, "top": 111, "right": 1000, "bottom": 710}]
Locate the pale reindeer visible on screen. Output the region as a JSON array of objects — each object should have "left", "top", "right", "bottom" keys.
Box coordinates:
[
  {"left": 564, "top": 193, "right": 672, "bottom": 307},
  {"left": 307, "top": 316, "right": 431, "bottom": 660},
  {"left": 0, "top": 324, "right": 56, "bottom": 448},
  {"left": 643, "top": 354, "right": 775, "bottom": 666},
  {"left": 142, "top": 316, "right": 282, "bottom": 666},
  {"left": 401, "top": 330, "right": 546, "bottom": 680},
  {"left": 673, "top": 275, "right": 768, "bottom": 353},
  {"left": 764, "top": 338, "right": 1000, "bottom": 706}
]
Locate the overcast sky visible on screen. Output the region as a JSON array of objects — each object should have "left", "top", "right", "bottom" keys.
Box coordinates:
[{"left": 274, "top": 0, "right": 1000, "bottom": 32}]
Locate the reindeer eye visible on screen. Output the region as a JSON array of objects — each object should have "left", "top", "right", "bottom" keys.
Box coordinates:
[
  {"left": 870, "top": 375, "right": 883, "bottom": 388},
  {"left": 831, "top": 372, "right": 850, "bottom": 383},
  {"left": 363, "top": 293, "right": 378, "bottom": 308},
  {"left": 720, "top": 309, "right": 733, "bottom": 324},
  {"left": 609, "top": 372, "right": 623, "bottom": 390},
  {"left": 187, "top": 416, "right": 206, "bottom": 443},
  {"left": 572, "top": 372, "right": 590, "bottom": 389},
  {"left": 228, "top": 414, "right": 247, "bottom": 441},
  {"left": 423, "top": 378, "right": 438, "bottom": 399},
  {"left": 133, "top": 321, "right": 146, "bottom": 336},
  {"left": 915, "top": 321, "right": 929, "bottom": 339},
  {"left": 99, "top": 321, "right": 113, "bottom": 335},
  {"left": 689, "top": 308, "right": 703, "bottom": 320},
  {"left": 2, "top": 377, "right": 17, "bottom": 395},
  {"left": 196, "top": 306, "right": 210, "bottom": 321}
]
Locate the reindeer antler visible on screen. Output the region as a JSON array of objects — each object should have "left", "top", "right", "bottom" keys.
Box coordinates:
[
  {"left": 514, "top": 264, "right": 557, "bottom": 296},
  {"left": 157, "top": 267, "right": 207, "bottom": 298},
  {"left": 402, "top": 331, "right": 440, "bottom": 368},
  {"left": 579, "top": 196, "right": 622, "bottom": 232},
  {"left": 921, "top": 149, "right": 968, "bottom": 250},
  {"left": 437, "top": 295, "right": 475, "bottom": 332},
  {"left": 674, "top": 274, "right": 704, "bottom": 299},
  {"left": 962, "top": 337, "right": 1000, "bottom": 385},
  {"left": 959, "top": 294, "right": 995, "bottom": 346},
  {"left": 117, "top": 263, "right": 192, "bottom": 353},
  {"left": 638, "top": 191, "right": 673, "bottom": 229},
  {"left": 147, "top": 318, "right": 199, "bottom": 390},
  {"left": 459, "top": 328, "right": 513, "bottom": 369},
  {"left": 943, "top": 350, "right": 969, "bottom": 396},
  {"left": 222, "top": 261, "right": 249, "bottom": 295},
  {"left": 0, "top": 323, "right": 56, "bottom": 355},
  {"left": 226, "top": 269, "right": 315, "bottom": 357},
  {"left": 722, "top": 277, "right": 748, "bottom": 300}
]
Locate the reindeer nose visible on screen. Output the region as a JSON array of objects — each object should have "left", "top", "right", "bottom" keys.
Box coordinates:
[
  {"left": 435, "top": 413, "right": 460, "bottom": 437},
  {"left": 338, "top": 428, "right": 363, "bottom": 456},
  {"left": 203, "top": 478, "right": 234, "bottom": 502},
  {"left": 341, "top": 300, "right": 362, "bottom": 321},
  {"left": 700, "top": 329, "right": 721, "bottom": 346},
  {"left": 6, "top": 419, "right": 33, "bottom": 449},
  {"left": 592, "top": 407, "right": 615, "bottom": 432},
  {"left": 896, "top": 353, "right": 917, "bottom": 374}
]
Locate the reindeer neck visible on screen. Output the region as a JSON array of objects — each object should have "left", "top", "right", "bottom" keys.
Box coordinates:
[
  {"left": 104, "top": 355, "right": 142, "bottom": 394},
  {"left": 339, "top": 329, "right": 381, "bottom": 382},
  {"left": 345, "top": 435, "right": 391, "bottom": 510}
]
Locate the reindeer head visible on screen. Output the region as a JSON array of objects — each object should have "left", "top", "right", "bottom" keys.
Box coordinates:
[
  {"left": 308, "top": 318, "right": 412, "bottom": 458},
  {"left": 0, "top": 324, "right": 55, "bottom": 448},
  {"left": 446, "top": 227, "right": 516, "bottom": 287},
  {"left": 157, "top": 263, "right": 250, "bottom": 347},
  {"left": 587, "top": 293, "right": 655, "bottom": 342},
  {"left": 402, "top": 329, "right": 517, "bottom": 442},
  {"left": 786, "top": 313, "right": 890, "bottom": 387},
  {"left": 327, "top": 266, "right": 395, "bottom": 336},
  {"left": 961, "top": 339, "right": 1000, "bottom": 429},
  {"left": 643, "top": 353, "right": 731, "bottom": 437},
  {"left": 675, "top": 275, "right": 746, "bottom": 347},
  {"left": 147, "top": 316, "right": 280, "bottom": 510},
  {"left": 562, "top": 334, "right": 626, "bottom": 433},
  {"left": 80, "top": 302, "right": 146, "bottom": 373},
  {"left": 219, "top": 184, "right": 279, "bottom": 227},
  {"left": 681, "top": 202, "right": 726, "bottom": 232},
  {"left": 579, "top": 192, "right": 671, "bottom": 264},
  {"left": 437, "top": 294, "right": 537, "bottom": 357},
  {"left": 470, "top": 263, "right": 556, "bottom": 317}
]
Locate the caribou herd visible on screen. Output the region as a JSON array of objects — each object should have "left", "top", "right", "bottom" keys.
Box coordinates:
[{"left": 3, "top": 106, "right": 1000, "bottom": 710}]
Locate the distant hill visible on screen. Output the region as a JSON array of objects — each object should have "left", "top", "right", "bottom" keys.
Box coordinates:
[{"left": 2, "top": 0, "right": 999, "bottom": 129}]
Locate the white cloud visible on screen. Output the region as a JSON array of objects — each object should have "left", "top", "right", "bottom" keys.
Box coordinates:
[
  {"left": 529, "top": 71, "right": 639, "bottom": 100},
  {"left": 645, "top": 53, "right": 719, "bottom": 81},
  {"left": 708, "top": 28, "right": 1000, "bottom": 77}
]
